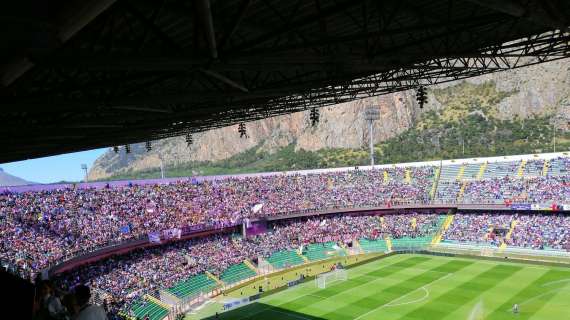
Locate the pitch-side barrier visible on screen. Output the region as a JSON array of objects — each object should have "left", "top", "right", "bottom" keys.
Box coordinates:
[{"left": 430, "top": 242, "right": 570, "bottom": 265}]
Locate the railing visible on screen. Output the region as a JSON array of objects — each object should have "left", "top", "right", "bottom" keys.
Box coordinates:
[
  {"left": 44, "top": 202, "right": 437, "bottom": 274},
  {"left": 432, "top": 242, "right": 570, "bottom": 264},
  {"left": 43, "top": 199, "right": 568, "bottom": 277},
  {"left": 47, "top": 223, "right": 241, "bottom": 276},
  {"left": 1, "top": 258, "right": 36, "bottom": 281}
]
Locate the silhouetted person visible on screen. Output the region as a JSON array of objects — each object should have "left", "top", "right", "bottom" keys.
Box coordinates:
[
  {"left": 73, "top": 285, "right": 107, "bottom": 320},
  {"left": 37, "top": 280, "right": 68, "bottom": 320}
]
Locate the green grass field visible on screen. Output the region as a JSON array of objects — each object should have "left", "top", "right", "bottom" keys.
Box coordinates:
[{"left": 186, "top": 254, "right": 570, "bottom": 320}]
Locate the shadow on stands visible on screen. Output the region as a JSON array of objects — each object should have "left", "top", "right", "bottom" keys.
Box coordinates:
[{"left": 1, "top": 268, "right": 34, "bottom": 319}]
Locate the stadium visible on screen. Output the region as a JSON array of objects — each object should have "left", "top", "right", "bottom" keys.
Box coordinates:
[
  {"left": 3, "top": 153, "right": 570, "bottom": 319},
  {"left": 2, "top": 1, "right": 570, "bottom": 320}
]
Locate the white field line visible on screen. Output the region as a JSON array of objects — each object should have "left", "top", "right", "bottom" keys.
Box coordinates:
[
  {"left": 503, "top": 279, "right": 570, "bottom": 312},
  {"left": 233, "top": 257, "right": 444, "bottom": 320},
  {"left": 466, "top": 299, "right": 484, "bottom": 320},
  {"left": 503, "top": 288, "right": 570, "bottom": 312},
  {"left": 354, "top": 273, "right": 453, "bottom": 320},
  {"left": 385, "top": 287, "right": 429, "bottom": 307},
  {"left": 542, "top": 278, "right": 570, "bottom": 287},
  {"left": 234, "top": 259, "right": 439, "bottom": 320}
]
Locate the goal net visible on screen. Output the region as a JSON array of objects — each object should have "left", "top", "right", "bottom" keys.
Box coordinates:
[{"left": 315, "top": 269, "right": 348, "bottom": 289}]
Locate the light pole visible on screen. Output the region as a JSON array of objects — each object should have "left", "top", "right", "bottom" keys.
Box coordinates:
[
  {"left": 551, "top": 115, "right": 566, "bottom": 153},
  {"left": 364, "top": 106, "right": 380, "bottom": 166},
  {"left": 158, "top": 156, "right": 165, "bottom": 179},
  {"left": 80, "top": 164, "right": 88, "bottom": 182},
  {"left": 554, "top": 122, "right": 557, "bottom": 153}
]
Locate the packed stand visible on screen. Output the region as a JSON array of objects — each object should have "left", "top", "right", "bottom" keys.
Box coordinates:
[
  {"left": 380, "top": 213, "right": 441, "bottom": 239},
  {"left": 443, "top": 213, "right": 513, "bottom": 246},
  {"left": 0, "top": 167, "right": 434, "bottom": 278},
  {"left": 460, "top": 176, "right": 570, "bottom": 204},
  {"left": 52, "top": 213, "right": 439, "bottom": 318},
  {"left": 506, "top": 214, "right": 570, "bottom": 250},
  {"left": 462, "top": 177, "right": 526, "bottom": 203}
]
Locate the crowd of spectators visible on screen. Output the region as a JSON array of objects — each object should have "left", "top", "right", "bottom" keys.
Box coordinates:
[
  {"left": 31, "top": 209, "right": 570, "bottom": 320},
  {"left": 462, "top": 177, "right": 527, "bottom": 203},
  {"left": 4, "top": 154, "right": 570, "bottom": 320},
  {"left": 2, "top": 158, "right": 570, "bottom": 281},
  {"left": 460, "top": 175, "right": 570, "bottom": 204},
  {"left": 443, "top": 213, "right": 513, "bottom": 246},
  {"left": 0, "top": 167, "right": 434, "bottom": 279},
  {"left": 506, "top": 214, "right": 570, "bottom": 250},
  {"left": 443, "top": 212, "right": 570, "bottom": 250},
  {"left": 50, "top": 213, "right": 438, "bottom": 318}
]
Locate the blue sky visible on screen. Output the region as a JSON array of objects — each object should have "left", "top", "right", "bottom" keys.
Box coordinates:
[{"left": 0, "top": 148, "right": 107, "bottom": 184}]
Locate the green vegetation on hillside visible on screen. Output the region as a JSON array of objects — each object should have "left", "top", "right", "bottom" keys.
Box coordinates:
[
  {"left": 106, "top": 144, "right": 322, "bottom": 180},
  {"left": 103, "top": 81, "right": 570, "bottom": 181}
]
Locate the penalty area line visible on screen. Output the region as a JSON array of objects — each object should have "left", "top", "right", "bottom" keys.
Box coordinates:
[
  {"left": 385, "top": 287, "right": 429, "bottom": 307},
  {"left": 354, "top": 273, "right": 453, "bottom": 320}
]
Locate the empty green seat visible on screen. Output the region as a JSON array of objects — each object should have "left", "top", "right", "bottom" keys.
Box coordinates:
[
  {"left": 359, "top": 238, "right": 388, "bottom": 253},
  {"left": 128, "top": 298, "right": 168, "bottom": 320},
  {"left": 220, "top": 263, "right": 256, "bottom": 284},
  {"left": 303, "top": 242, "right": 338, "bottom": 261},
  {"left": 166, "top": 273, "right": 217, "bottom": 299},
  {"left": 266, "top": 250, "right": 304, "bottom": 269},
  {"left": 391, "top": 236, "right": 432, "bottom": 250}
]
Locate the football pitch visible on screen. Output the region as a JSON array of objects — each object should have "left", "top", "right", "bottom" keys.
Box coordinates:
[{"left": 189, "top": 254, "right": 570, "bottom": 319}]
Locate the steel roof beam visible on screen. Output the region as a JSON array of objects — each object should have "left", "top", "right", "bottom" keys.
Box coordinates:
[
  {"left": 0, "top": 0, "right": 117, "bottom": 87},
  {"left": 196, "top": 0, "right": 218, "bottom": 59}
]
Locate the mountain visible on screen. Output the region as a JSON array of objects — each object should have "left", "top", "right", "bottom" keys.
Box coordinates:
[
  {"left": 0, "top": 168, "right": 32, "bottom": 186},
  {"left": 88, "top": 59, "right": 570, "bottom": 181}
]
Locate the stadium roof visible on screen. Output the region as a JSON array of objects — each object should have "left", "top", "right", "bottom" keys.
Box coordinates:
[{"left": 1, "top": 0, "right": 570, "bottom": 163}]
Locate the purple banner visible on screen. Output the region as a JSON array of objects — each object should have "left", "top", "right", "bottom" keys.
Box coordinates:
[
  {"left": 245, "top": 220, "right": 267, "bottom": 237},
  {"left": 148, "top": 232, "right": 161, "bottom": 244},
  {"left": 162, "top": 228, "right": 182, "bottom": 240},
  {"left": 510, "top": 203, "right": 532, "bottom": 210},
  {"left": 181, "top": 223, "right": 207, "bottom": 234}
]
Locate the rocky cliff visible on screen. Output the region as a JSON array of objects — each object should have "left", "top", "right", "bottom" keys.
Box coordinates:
[{"left": 88, "top": 59, "right": 570, "bottom": 180}]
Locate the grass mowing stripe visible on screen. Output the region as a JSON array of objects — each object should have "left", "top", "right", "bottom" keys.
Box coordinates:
[
  {"left": 192, "top": 254, "right": 570, "bottom": 320},
  {"left": 397, "top": 264, "right": 522, "bottom": 320},
  {"left": 484, "top": 269, "right": 570, "bottom": 319},
  {"left": 277, "top": 256, "right": 431, "bottom": 310},
  {"left": 217, "top": 256, "right": 429, "bottom": 320},
  {"left": 320, "top": 259, "right": 473, "bottom": 320}
]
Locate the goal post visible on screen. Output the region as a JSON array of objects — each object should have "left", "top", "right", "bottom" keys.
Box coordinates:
[{"left": 315, "top": 269, "right": 348, "bottom": 289}]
